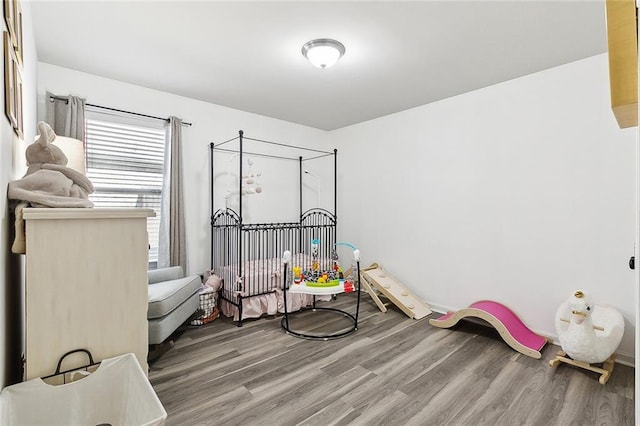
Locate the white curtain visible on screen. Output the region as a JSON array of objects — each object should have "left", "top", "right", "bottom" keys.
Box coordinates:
[{"left": 158, "top": 117, "right": 187, "bottom": 271}]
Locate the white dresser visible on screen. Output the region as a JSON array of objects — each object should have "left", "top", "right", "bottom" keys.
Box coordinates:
[{"left": 22, "top": 208, "right": 154, "bottom": 380}]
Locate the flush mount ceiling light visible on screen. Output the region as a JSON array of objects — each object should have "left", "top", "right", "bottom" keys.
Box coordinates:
[{"left": 301, "top": 39, "right": 345, "bottom": 69}]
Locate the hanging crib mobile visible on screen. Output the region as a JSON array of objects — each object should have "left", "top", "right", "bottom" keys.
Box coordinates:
[
  {"left": 241, "top": 157, "right": 263, "bottom": 195},
  {"left": 225, "top": 155, "right": 263, "bottom": 209}
]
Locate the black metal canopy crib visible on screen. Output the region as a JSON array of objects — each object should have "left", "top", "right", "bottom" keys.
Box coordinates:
[{"left": 209, "top": 131, "right": 338, "bottom": 326}]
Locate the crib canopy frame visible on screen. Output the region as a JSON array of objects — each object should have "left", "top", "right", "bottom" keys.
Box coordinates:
[{"left": 209, "top": 130, "right": 338, "bottom": 325}]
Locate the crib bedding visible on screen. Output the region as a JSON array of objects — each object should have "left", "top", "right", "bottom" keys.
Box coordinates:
[
  {"left": 221, "top": 258, "right": 281, "bottom": 298},
  {"left": 218, "top": 253, "right": 333, "bottom": 321},
  {"left": 219, "top": 289, "right": 331, "bottom": 321},
  {"left": 221, "top": 253, "right": 331, "bottom": 297}
]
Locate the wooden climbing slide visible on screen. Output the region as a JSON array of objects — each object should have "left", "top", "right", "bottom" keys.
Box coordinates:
[
  {"left": 359, "top": 263, "right": 432, "bottom": 320},
  {"left": 429, "top": 300, "right": 548, "bottom": 359}
]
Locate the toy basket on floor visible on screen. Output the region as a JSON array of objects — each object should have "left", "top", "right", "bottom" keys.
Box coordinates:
[
  {"left": 190, "top": 274, "right": 222, "bottom": 326},
  {"left": 0, "top": 350, "right": 167, "bottom": 425},
  {"left": 191, "top": 288, "right": 220, "bottom": 325}
]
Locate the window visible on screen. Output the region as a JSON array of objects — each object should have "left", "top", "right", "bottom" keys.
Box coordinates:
[{"left": 85, "top": 108, "right": 166, "bottom": 267}]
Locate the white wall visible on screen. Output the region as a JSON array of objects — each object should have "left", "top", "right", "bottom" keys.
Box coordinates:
[
  {"left": 1, "top": 2, "right": 38, "bottom": 387},
  {"left": 37, "top": 62, "right": 329, "bottom": 276},
  {"left": 332, "top": 54, "right": 637, "bottom": 362},
  {"left": 37, "top": 53, "right": 637, "bottom": 363}
]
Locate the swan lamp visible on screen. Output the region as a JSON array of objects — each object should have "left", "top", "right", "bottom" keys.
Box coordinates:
[{"left": 550, "top": 290, "right": 624, "bottom": 384}]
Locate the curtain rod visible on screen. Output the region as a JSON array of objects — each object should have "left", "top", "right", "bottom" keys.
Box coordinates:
[{"left": 49, "top": 95, "right": 192, "bottom": 127}]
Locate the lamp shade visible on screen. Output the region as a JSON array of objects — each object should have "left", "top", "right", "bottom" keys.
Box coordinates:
[
  {"left": 54, "top": 136, "right": 86, "bottom": 174},
  {"left": 302, "top": 39, "right": 345, "bottom": 69}
]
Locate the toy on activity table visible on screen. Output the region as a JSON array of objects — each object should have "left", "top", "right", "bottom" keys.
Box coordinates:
[
  {"left": 335, "top": 242, "right": 359, "bottom": 280},
  {"left": 311, "top": 238, "right": 320, "bottom": 271},
  {"left": 334, "top": 242, "right": 360, "bottom": 292},
  {"left": 429, "top": 300, "right": 548, "bottom": 359},
  {"left": 549, "top": 290, "right": 624, "bottom": 384},
  {"left": 297, "top": 240, "right": 360, "bottom": 292},
  {"left": 292, "top": 266, "right": 302, "bottom": 284},
  {"left": 281, "top": 247, "right": 362, "bottom": 340},
  {"left": 302, "top": 239, "right": 339, "bottom": 285},
  {"left": 331, "top": 249, "right": 344, "bottom": 277}
]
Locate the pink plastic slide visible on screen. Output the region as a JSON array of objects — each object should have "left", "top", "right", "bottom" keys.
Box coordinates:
[{"left": 429, "top": 300, "right": 548, "bottom": 359}]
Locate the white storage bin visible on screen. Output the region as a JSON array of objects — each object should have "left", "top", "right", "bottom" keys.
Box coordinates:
[{"left": 0, "top": 352, "right": 166, "bottom": 425}]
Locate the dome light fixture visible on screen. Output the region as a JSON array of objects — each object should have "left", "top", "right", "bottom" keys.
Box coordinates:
[{"left": 301, "top": 38, "right": 345, "bottom": 69}]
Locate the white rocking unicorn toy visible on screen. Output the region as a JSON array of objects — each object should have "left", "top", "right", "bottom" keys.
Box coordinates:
[{"left": 550, "top": 290, "right": 624, "bottom": 384}]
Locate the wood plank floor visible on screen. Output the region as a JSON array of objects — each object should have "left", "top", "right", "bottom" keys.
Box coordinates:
[{"left": 149, "top": 293, "right": 635, "bottom": 425}]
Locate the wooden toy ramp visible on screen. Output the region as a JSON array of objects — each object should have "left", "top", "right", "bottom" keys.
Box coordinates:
[
  {"left": 360, "top": 263, "right": 432, "bottom": 320},
  {"left": 428, "top": 300, "right": 548, "bottom": 359}
]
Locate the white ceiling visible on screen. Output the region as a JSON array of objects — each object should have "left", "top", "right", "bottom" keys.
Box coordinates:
[{"left": 30, "top": 1, "right": 608, "bottom": 131}]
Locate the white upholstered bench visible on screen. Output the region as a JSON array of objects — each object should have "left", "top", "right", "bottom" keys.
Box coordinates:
[{"left": 147, "top": 266, "right": 200, "bottom": 345}]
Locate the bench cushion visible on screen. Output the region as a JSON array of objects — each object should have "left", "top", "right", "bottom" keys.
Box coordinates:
[
  {"left": 148, "top": 293, "right": 199, "bottom": 345},
  {"left": 148, "top": 275, "right": 201, "bottom": 319},
  {"left": 148, "top": 266, "right": 184, "bottom": 285}
]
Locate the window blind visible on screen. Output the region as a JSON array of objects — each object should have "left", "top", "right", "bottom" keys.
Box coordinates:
[{"left": 85, "top": 110, "right": 166, "bottom": 265}]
